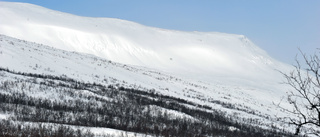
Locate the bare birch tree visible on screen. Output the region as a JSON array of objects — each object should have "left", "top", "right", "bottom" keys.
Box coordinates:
[{"left": 279, "top": 49, "right": 320, "bottom": 135}]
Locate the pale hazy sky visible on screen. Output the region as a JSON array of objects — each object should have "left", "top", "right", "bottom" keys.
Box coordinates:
[{"left": 1, "top": 0, "right": 319, "bottom": 64}]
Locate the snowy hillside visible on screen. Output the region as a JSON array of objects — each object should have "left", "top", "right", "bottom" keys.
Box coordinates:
[
  {"left": 0, "top": 2, "right": 291, "bottom": 83},
  {"left": 0, "top": 34, "right": 287, "bottom": 118},
  {"left": 0, "top": 1, "right": 305, "bottom": 136},
  {"left": 0, "top": 34, "right": 296, "bottom": 136}
]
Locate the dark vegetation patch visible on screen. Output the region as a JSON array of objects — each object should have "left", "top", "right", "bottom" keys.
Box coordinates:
[{"left": 0, "top": 67, "right": 293, "bottom": 137}]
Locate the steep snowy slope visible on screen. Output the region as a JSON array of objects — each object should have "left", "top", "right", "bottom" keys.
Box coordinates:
[{"left": 0, "top": 2, "right": 291, "bottom": 83}]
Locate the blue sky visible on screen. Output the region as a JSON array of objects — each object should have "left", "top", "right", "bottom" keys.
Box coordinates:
[{"left": 1, "top": 0, "right": 319, "bottom": 64}]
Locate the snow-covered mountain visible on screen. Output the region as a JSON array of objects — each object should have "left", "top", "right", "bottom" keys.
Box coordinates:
[
  {"left": 0, "top": 34, "right": 294, "bottom": 136},
  {"left": 0, "top": 2, "right": 291, "bottom": 83},
  {"left": 0, "top": 34, "right": 286, "bottom": 120},
  {"left": 0, "top": 1, "right": 300, "bottom": 136}
]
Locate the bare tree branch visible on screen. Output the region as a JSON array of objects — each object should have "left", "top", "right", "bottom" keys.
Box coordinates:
[{"left": 278, "top": 49, "right": 320, "bottom": 135}]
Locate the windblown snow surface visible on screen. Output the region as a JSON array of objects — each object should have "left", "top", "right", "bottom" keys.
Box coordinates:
[{"left": 0, "top": 1, "right": 302, "bottom": 135}]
